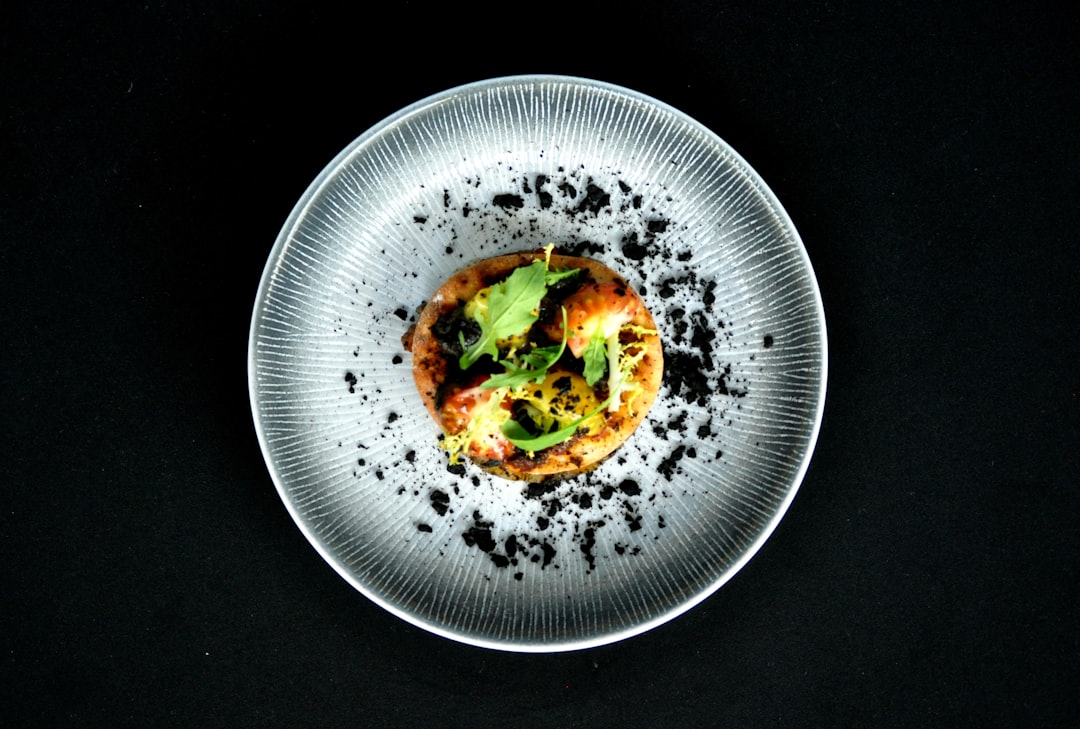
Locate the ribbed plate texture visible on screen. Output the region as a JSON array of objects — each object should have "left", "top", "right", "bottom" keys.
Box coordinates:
[{"left": 249, "top": 76, "right": 827, "bottom": 651}]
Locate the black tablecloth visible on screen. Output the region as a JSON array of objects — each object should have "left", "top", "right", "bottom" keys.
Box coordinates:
[{"left": 5, "top": 2, "right": 1076, "bottom": 726}]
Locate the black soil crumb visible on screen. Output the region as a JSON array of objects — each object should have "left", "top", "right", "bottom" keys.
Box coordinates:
[
  {"left": 344, "top": 371, "right": 357, "bottom": 394},
  {"left": 577, "top": 183, "right": 610, "bottom": 215},
  {"left": 580, "top": 523, "right": 601, "bottom": 571},
  {"left": 657, "top": 445, "right": 687, "bottom": 481},
  {"left": 430, "top": 489, "right": 450, "bottom": 516},
  {"left": 493, "top": 193, "right": 525, "bottom": 210},
  {"left": 621, "top": 232, "right": 650, "bottom": 261},
  {"left": 463, "top": 513, "right": 496, "bottom": 552}
]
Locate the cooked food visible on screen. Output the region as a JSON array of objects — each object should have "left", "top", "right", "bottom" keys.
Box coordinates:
[{"left": 406, "top": 247, "right": 663, "bottom": 481}]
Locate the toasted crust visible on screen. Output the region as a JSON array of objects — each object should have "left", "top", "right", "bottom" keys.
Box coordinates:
[{"left": 408, "top": 251, "right": 663, "bottom": 481}]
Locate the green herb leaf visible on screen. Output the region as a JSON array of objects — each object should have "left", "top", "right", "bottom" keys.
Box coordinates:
[
  {"left": 459, "top": 260, "right": 548, "bottom": 370},
  {"left": 581, "top": 326, "right": 608, "bottom": 386},
  {"left": 545, "top": 266, "right": 581, "bottom": 285},
  {"left": 482, "top": 307, "right": 569, "bottom": 390},
  {"left": 483, "top": 360, "right": 545, "bottom": 390},
  {"left": 501, "top": 394, "right": 611, "bottom": 452}
]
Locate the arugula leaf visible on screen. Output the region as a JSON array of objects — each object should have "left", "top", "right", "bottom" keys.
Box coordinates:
[
  {"left": 482, "top": 307, "right": 568, "bottom": 390},
  {"left": 484, "top": 356, "right": 550, "bottom": 390},
  {"left": 541, "top": 243, "right": 581, "bottom": 286},
  {"left": 459, "top": 260, "right": 548, "bottom": 370},
  {"left": 545, "top": 266, "right": 581, "bottom": 285},
  {"left": 501, "top": 394, "right": 611, "bottom": 452},
  {"left": 581, "top": 327, "right": 608, "bottom": 386}
]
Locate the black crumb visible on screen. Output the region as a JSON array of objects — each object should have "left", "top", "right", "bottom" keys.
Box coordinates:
[
  {"left": 541, "top": 542, "right": 556, "bottom": 568},
  {"left": 621, "top": 232, "right": 650, "bottom": 261},
  {"left": 493, "top": 193, "right": 524, "bottom": 210},
  {"left": 658, "top": 445, "right": 687, "bottom": 481},
  {"left": 344, "top": 371, "right": 357, "bottom": 394},
  {"left": 580, "top": 524, "right": 601, "bottom": 571},
  {"left": 559, "top": 240, "right": 606, "bottom": 257},
  {"left": 417, "top": 523, "right": 433, "bottom": 533},
  {"left": 430, "top": 489, "right": 450, "bottom": 516},
  {"left": 664, "top": 351, "right": 712, "bottom": 407},
  {"left": 463, "top": 513, "right": 496, "bottom": 553},
  {"left": 577, "top": 183, "right": 610, "bottom": 215}
]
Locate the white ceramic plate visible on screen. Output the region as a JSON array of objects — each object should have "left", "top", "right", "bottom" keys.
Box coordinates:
[{"left": 249, "top": 75, "right": 827, "bottom": 652}]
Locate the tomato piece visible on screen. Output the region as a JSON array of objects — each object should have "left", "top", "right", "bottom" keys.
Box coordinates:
[
  {"left": 545, "top": 281, "right": 641, "bottom": 358},
  {"left": 438, "top": 376, "right": 515, "bottom": 462}
]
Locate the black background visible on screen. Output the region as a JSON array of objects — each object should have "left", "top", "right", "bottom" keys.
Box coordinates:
[{"left": 4, "top": 1, "right": 1076, "bottom": 726}]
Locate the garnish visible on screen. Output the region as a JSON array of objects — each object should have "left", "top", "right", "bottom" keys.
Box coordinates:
[
  {"left": 458, "top": 261, "right": 547, "bottom": 370},
  {"left": 439, "top": 383, "right": 513, "bottom": 465},
  {"left": 557, "top": 281, "right": 655, "bottom": 412},
  {"left": 458, "top": 246, "right": 579, "bottom": 371},
  {"left": 582, "top": 328, "right": 608, "bottom": 386},
  {"left": 501, "top": 387, "right": 618, "bottom": 454},
  {"left": 482, "top": 307, "right": 569, "bottom": 390}
]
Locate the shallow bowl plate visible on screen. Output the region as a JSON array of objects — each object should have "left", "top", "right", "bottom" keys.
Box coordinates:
[{"left": 249, "top": 75, "right": 827, "bottom": 652}]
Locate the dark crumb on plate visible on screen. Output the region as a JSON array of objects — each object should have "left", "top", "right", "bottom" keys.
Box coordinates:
[
  {"left": 577, "top": 183, "right": 610, "bottom": 215},
  {"left": 620, "top": 232, "right": 651, "bottom": 261},
  {"left": 344, "top": 371, "right": 357, "bottom": 394},
  {"left": 657, "top": 445, "right": 687, "bottom": 481},
  {"left": 541, "top": 541, "right": 556, "bottom": 568},
  {"left": 580, "top": 522, "right": 602, "bottom": 571},
  {"left": 558, "top": 240, "right": 605, "bottom": 257},
  {"left": 493, "top": 193, "right": 525, "bottom": 210},
  {"left": 430, "top": 489, "right": 450, "bottom": 516},
  {"left": 462, "top": 512, "right": 496, "bottom": 552}
]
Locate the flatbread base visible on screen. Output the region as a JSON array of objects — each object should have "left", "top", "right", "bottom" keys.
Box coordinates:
[{"left": 407, "top": 251, "right": 663, "bottom": 481}]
